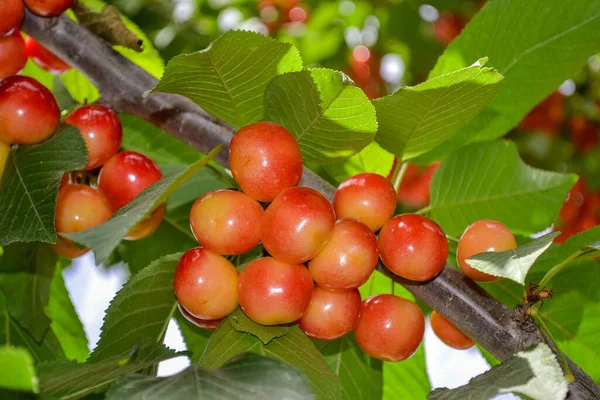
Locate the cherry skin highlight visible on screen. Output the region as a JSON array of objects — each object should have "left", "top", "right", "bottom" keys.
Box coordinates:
[
  {"left": 309, "top": 218, "right": 378, "bottom": 289},
  {"left": 0, "top": 76, "right": 60, "bottom": 144},
  {"left": 190, "top": 189, "right": 264, "bottom": 255},
  {"left": 0, "top": 141, "right": 10, "bottom": 180},
  {"left": 25, "top": 36, "right": 71, "bottom": 74},
  {"left": 173, "top": 248, "right": 239, "bottom": 320},
  {"left": 124, "top": 204, "right": 166, "bottom": 241},
  {"left": 457, "top": 220, "right": 517, "bottom": 282},
  {"left": 378, "top": 214, "right": 448, "bottom": 281},
  {"left": 261, "top": 187, "right": 335, "bottom": 264},
  {"left": 238, "top": 257, "right": 314, "bottom": 325},
  {"left": 0, "top": 31, "right": 27, "bottom": 79},
  {"left": 354, "top": 294, "right": 425, "bottom": 362},
  {"left": 53, "top": 184, "right": 113, "bottom": 258},
  {"left": 298, "top": 287, "right": 361, "bottom": 341},
  {"left": 333, "top": 173, "right": 396, "bottom": 232},
  {"left": 64, "top": 105, "right": 122, "bottom": 170},
  {"left": 24, "top": 0, "right": 75, "bottom": 16},
  {"left": 177, "top": 304, "right": 222, "bottom": 330},
  {"left": 0, "top": 0, "right": 24, "bottom": 35},
  {"left": 430, "top": 311, "right": 475, "bottom": 350},
  {"left": 229, "top": 121, "right": 303, "bottom": 202}
]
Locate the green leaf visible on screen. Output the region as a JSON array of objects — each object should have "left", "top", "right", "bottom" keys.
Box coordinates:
[
  {"left": 373, "top": 59, "right": 503, "bottom": 161},
  {"left": 313, "top": 334, "right": 382, "bottom": 400},
  {"left": 173, "top": 312, "right": 212, "bottom": 364},
  {"left": 0, "top": 346, "right": 38, "bottom": 392},
  {"left": 107, "top": 353, "right": 313, "bottom": 400},
  {"left": 550, "top": 226, "right": 600, "bottom": 263},
  {"left": 227, "top": 308, "right": 290, "bottom": 345},
  {"left": 428, "top": 344, "right": 568, "bottom": 400},
  {"left": 384, "top": 345, "right": 430, "bottom": 400},
  {"left": 39, "top": 343, "right": 179, "bottom": 400},
  {"left": 20, "top": 59, "right": 54, "bottom": 91},
  {"left": 152, "top": 30, "right": 302, "bottom": 129},
  {"left": 60, "top": 69, "right": 100, "bottom": 104},
  {"left": 320, "top": 142, "right": 394, "bottom": 185},
  {"left": 419, "top": 0, "right": 600, "bottom": 162},
  {"left": 65, "top": 146, "right": 221, "bottom": 265},
  {"left": 264, "top": 68, "right": 377, "bottom": 164},
  {"left": 466, "top": 232, "right": 560, "bottom": 285},
  {"left": 0, "top": 125, "right": 88, "bottom": 246},
  {"left": 428, "top": 141, "right": 577, "bottom": 237}
]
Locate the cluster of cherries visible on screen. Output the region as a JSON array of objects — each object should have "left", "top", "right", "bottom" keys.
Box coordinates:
[{"left": 173, "top": 122, "right": 518, "bottom": 361}]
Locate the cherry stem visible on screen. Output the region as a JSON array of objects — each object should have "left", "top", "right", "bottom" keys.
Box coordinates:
[
  {"left": 392, "top": 161, "right": 409, "bottom": 193},
  {"left": 537, "top": 249, "right": 586, "bottom": 292},
  {"left": 415, "top": 205, "right": 432, "bottom": 215},
  {"left": 445, "top": 234, "right": 459, "bottom": 243}
]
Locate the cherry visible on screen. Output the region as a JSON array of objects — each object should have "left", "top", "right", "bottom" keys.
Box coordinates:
[
  {"left": 53, "top": 184, "right": 113, "bottom": 258},
  {"left": 0, "top": 76, "right": 60, "bottom": 144},
  {"left": 430, "top": 311, "right": 475, "bottom": 350},
  {"left": 298, "top": 287, "right": 361, "bottom": 341},
  {"left": 354, "top": 294, "right": 425, "bottom": 362},
  {"left": 190, "top": 189, "right": 263, "bottom": 255},
  {"left": 261, "top": 187, "right": 335, "bottom": 264},
  {"left": 64, "top": 105, "right": 122, "bottom": 170},
  {"left": 229, "top": 121, "right": 303, "bottom": 202},
  {"left": 433, "top": 13, "right": 467, "bottom": 45},
  {"left": 25, "top": 36, "right": 71, "bottom": 74},
  {"left": 457, "top": 220, "right": 516, "bottom": 282},
  {"left": 24, "top": 0, "right": 74, "bottom": 17},
  {"left": 0, "top": 31, "right": 27, "bottom": 78},
  {"left": 333, "top": 173, "right": 396, "bottom": 232},
  {"left": 378, "top": 214, "right": 448, "bottom": 281},
  {"left": 0, "top": 141, "right": 10, "bottom": 180},
  {"left": 173, "top": 247, "right": 239, "bottom": 320},
  {"left": 0, "top": 0, "right": 24, "bottom": 35},
  {"left": 177, "top": 304, "right": 222, "bottom": 330},
  {"left": 308, "top": 218, "right": 378, "bottom": 289},
  {"left": 124, "top": 204, "right": 166, "bottom": 241},
  {"left": 238, "top": 257, "right": 313, "bottom": 325}
]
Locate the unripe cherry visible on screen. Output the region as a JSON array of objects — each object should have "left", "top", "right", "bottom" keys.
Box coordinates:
[
  {"left": 354, "top": 294, "right": 425, "bottom": 361},
  {"left": 178, "top": 304, "right": 222, "bottom": 330},
  {"left": 261, "top": 187, "right": 335, "bottom": 264},
  {"left": 298, "top": 287, "right": 361, "bottom": 341},
  {"left": 0, "top": 0, "right": 24, "bottom": 35},
  {"left": 457, "top": 220, "right": 516, "bottom": 282},
  {"left": 190, "top": 189, "right": 263, "bottom": 255},
  {"left": 378, "top": 214, "right": 448, "bottom": 281},
  {"left": 25, "top": 36, "right": 71, "bottom": 74},
  {"left": 308, "top": 218, "right": 378, "bottom": 289},
  {"left": 430, "top": 311, "right": 475, "bottom": 350},
  {"left": 238, "top": 257, "right": 313, "bottom": 325},
  {"left": 0, "top": 141, "right": 9, "bottom": 179},
  {"left": 173, "top": 248, "right": 239, "bottom": 320},
  {"left": 229, "top": 121, "right": 303, "bottom": 202},
  {"left": 24, "top": 0, "right": 75, "bottom": 16},
  {"left": 0, "top": 31, "right": 27, "bottom": 79}
]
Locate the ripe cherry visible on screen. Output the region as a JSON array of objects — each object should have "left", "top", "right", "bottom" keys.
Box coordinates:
[
  {"left": 261, "top": 187, "right": 335, "bottom": 264},
  {"left": 378, "top": 214, "right": 448, "bottom": 281},
  {"left": 190, "top": 189, "right": 264, "bottom": 255},
  {"left": 124, "top": 204, "right": 166, "bottom": 241},
  {"left": 0, "top": 141, "right": 10, "bottom": 180},
  {"left": 333, "top": 173, "right": 396, "bottom": 232},
  {"left": 0, "top": 0, "right": 24, "bottom": 35},
  {"left": 238, "top": 257, "right": 313, "bottom": 325},
  {"left": 354, "top": 294, "right": 425, "bottom": 362},
  {"left": 298, "top": 287, "right": 361, "bottom": 341},
  {"left": 308, "top": 218, "right": 378, "bottom": 289},
  {"left": 24, "top": 0, "right": 74, "bottom": 17},
  {"left": 64, "top": 105, "right": 122, "bottom": 170},
  {"left": 53, "top": 184, "right": 113, "bottom": 258},
  {"left": 178, "top": 304, "right": 222, "bottom": 330},
  {"left": 430, "top": 311, "right": 475, "bottom": 350},
  {"left": 25, "top": 37, "right": 71, "bottom": 74},
  {"left": 229, "top": 121, "right": 303, "bottom": 202},
  {"left": 0, "top": 31, "right": 27, "bottom": 78},
  {"left": 173, "top": 247, "right": 239, "bottom": 320},
  {"left": 0, "top": 76, "right": 60, "bottom": 144},
  {"left": 457, "top": 220, "right": 517, "bottom": 282}
]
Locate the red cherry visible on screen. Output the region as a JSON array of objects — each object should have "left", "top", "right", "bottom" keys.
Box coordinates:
[
  {"left": 229, "top": 121, "right": 303, "bottom": 202},
  {"left": 261, "top": 187, "right": 335, "bottom": 264},
  {"left": 237, "top": 257, "right": 313, "bottom": 325},
  {"left": 457, "top": 220, "right": 516, "bottom": 282},
  {"left": 308, "top": 218, "right": 378, "bottom": 289},
  {"left": 24, "top": 0, "right": 74, "bottom": 16},
  {"left": 0, "top": 0, "right": 24, "bottom": 35},
  {"left": 298, "top": 287, "right": 361, "bottom": 341},
  {"left": 354, "top": 294, "right": 425, "bottom": 361},
  {"left": 378, "top": 214, "right": 448, "bottom": 281},
  {"left": 178, "top": 304, "right": 222, "bottom": 330},
  {"left": 0, "top": 76, "right": 60, "bottom": 144},
  {"left": 333, "top": 173, "right": 396, "bottom": 232},
  {"left": 430, "top": 311, "right": 475, "bottom": 350},
  {"left": 433, "top": 13, "right": 467, "bottom": 45},
  {"left": 124, "top": 204, "right": 165, "bottom": 241},
  {"left": 53, "top": 184, "right": 113, "bottom": 258},
  {"left": 397, "top": 162, "right": 440, "bottom": 209},
  {"left": 25, "top": 36, "right": 71, "bottom": 74},
  {"left": 0, "top": 31, "right": 27, "bottom": 79},
  {"left": 558, "top": 179, "right": 587, "bottom": 227},
  {"left": 0, "top": 141, "right": 11, "bottom": 180},
  {"left": 173, "top": 248, "right": 239, "bottom": 320},
  {"left": 64, "top": 105, "right": 122, "bottom": 170}
]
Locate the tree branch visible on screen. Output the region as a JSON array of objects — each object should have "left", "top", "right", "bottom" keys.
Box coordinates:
[{"left": 21, "top": 10, "right": 599, "bottom": 399}]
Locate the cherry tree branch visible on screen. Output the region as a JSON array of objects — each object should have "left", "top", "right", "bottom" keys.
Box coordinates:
[{"left": 21, "top": 10, "right": 599, "bottom": 399}]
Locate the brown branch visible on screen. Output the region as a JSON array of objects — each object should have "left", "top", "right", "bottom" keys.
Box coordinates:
[{"left": 21, "top": 10, "right": 600, "bottom": 399}]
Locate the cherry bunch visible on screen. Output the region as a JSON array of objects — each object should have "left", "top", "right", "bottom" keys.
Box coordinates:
[{"left": 173, "top": 122, "right": 518, "bottom": 361}]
